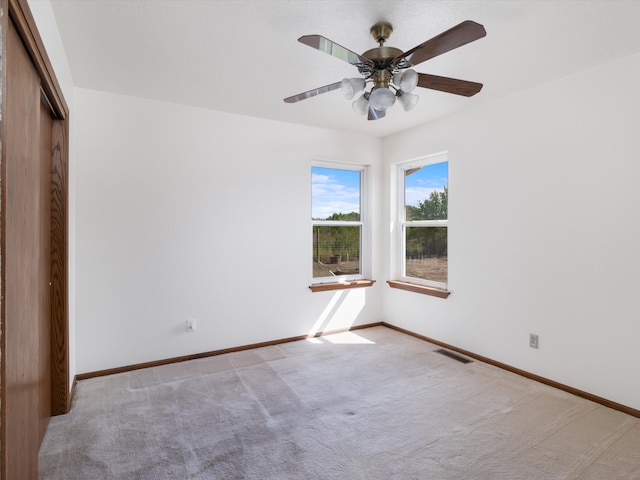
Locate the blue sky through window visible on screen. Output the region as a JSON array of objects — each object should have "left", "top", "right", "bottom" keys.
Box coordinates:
[
  {"left": 312, "top": 167, "right": 361, "bottom": 220},
  {"left": 405, "top": 162, "right": 448, "bottom": 207}
]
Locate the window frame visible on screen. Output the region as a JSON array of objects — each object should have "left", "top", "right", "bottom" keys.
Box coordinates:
[
  {"left": 396, "top": 152, "right": 449, "bottom": 291},
  {"left": 311, "top": 161, "right": 369, "bottom": 286}
]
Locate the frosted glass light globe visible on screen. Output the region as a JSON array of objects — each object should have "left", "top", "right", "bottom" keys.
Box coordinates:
[
  {"left": 352, "top": 93, "right": 369, "bottom": 115},
  {"left": 393, "top": 69, "right": 419, "bottom": 93},
  {"left": 397, "top": 91, "right": 419, "bottom": 111},
  {"left": 369, "top": 87, "right": 396, "bottom": 110},
  {"left": 341, "top": 78, "right": 365, "bottom": 100}
]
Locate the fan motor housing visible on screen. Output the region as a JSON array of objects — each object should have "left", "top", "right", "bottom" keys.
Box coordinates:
[{"left": 362, "top": 46, "right": 404, "bottom": 66}]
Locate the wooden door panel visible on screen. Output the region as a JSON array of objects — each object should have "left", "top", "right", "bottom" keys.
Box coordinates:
[
  {"left": 39, "top": 99, "right": 53, "bottom": 443},
  {"left": 5, "top": 19, "right": 48, "bottom": 480}
]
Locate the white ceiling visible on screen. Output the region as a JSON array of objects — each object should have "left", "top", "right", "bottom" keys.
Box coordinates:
[{"left": 50, "top": 0, "right": 640, "bottom": 138}]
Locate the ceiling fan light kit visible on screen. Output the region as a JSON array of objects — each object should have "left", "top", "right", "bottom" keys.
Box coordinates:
[{"left": 284, "top": 20, "right": 486, "bottom": 121}]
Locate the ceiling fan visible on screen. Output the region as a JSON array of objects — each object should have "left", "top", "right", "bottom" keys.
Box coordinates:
[{"left": 284, "top": 20, "right": 486, "bottom": 120}]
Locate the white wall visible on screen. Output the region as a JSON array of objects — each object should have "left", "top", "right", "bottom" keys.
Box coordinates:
[
  {"left": 74, "top": 88, "right": 383, "bottom": 373},
  {"left": 382, "top": 52, "right": 640, "bottom": 410},
  {"left": 28, "top": 0, "right": 78, "bottom": 390}
]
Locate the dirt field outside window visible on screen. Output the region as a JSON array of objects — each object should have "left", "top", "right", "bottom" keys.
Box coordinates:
[{"left": 405, "top": 257, "right": 447, "bottom": 283}]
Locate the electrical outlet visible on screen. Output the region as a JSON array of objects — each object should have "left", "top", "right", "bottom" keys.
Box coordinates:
[
  {"left": 529, "top": 333, "right": 539, "bottom": 349},
  {"left": 186, "top": 319, "right": 196, "bottom": 332}
]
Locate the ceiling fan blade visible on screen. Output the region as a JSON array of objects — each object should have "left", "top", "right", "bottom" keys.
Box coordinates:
[
  {"left": 417, "top": 73, "right": 483, "bottom": 97},
  {"left": 368, "top": 107, "right": 385, "bottom": 121},
  {"left": 298, "top": 35, "right": 374, "bottom": 67},
  {"left": 283, "top": 81, "right": 342, "bottom": 103},
  {"left": 393, "top": 20, "right": 486, "bottom": 68}
]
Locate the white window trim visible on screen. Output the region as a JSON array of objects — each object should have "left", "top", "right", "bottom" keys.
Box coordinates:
[
  {"left": 311, "top": 161, "right": 370, "bottom": 285},
  {"left": 396, "top": 152, "right": 448, "bottom": 291}
]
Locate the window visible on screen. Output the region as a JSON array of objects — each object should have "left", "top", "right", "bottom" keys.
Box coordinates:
[
  {"left": 398, "top": 154, "right": 448, "bottom": 290},
  {"left": 311, "top": 164, "right": 365, "bottom": 283}
]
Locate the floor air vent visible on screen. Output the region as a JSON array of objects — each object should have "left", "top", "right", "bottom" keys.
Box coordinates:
[{"left": 435, "top": 349, "right": 473, "bottom": 364}]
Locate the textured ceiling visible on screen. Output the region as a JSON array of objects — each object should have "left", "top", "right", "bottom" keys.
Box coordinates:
[{"left": 50, "top": 0, "right": 640, "bottom": 138}]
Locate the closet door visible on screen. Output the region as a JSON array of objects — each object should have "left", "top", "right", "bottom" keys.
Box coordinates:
[
  {"left": 39, "top": 97, "right": 54, "bottom": 443},
  {"left": 4, "top": 18, "right": 52, "bottom": 480}
]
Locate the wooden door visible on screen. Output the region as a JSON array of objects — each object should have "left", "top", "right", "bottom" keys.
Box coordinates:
[
  {"left": 1, "top": 0, "right": 70, "bottom": 477},
  {"left": 4, "top": 18, "right": 53, "bottom": 479}
]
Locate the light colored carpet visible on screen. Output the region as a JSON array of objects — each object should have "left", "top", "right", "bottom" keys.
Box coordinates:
[{"left": 39, "top": 326, "right": 640, "bottom": 479}]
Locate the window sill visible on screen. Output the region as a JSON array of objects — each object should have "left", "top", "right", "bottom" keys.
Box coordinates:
[
  {"left": 387, "top": 280, "right": 450, "bottom": 299},
  {"left": 309, "top": 279, "right": 376, "bottom": 293}
]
